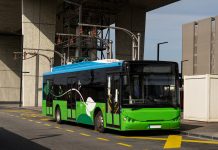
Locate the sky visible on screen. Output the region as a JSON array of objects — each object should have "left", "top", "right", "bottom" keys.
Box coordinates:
[{"left": 144, "top": 0, "right": 218, "bottom": 67}]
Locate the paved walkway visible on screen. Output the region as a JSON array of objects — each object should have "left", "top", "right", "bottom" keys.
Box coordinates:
[{"left": 180, "top": 119, "right": 218, "bottom": 140}]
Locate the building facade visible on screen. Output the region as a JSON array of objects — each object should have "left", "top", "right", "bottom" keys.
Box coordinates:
[
  {"left": 0, "top": 0, "right": 178, "bottom": 106},
  {"left": 182, "top": 17, "right": 218, "bottom": 76}
]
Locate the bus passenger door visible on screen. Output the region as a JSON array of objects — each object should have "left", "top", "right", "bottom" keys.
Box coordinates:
[
  {"left": 106, "top": 74, "right": 121, "bottom": 128},
  {"left": 45, "top": 80, "right": 54, "bottom": 116},
  {"left": 67, "top": 78, "right": 76, "bottom": 120}
]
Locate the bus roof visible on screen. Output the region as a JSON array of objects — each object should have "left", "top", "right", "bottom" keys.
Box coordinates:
[{"left": 44, "top": 59, "right": 123, "bottom": 76}]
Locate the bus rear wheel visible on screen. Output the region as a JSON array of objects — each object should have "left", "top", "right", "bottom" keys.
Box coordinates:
[
  {"left": 95, "top": 111, "right": 105, "bottom": 133},
  {"left": 55, "top": 107, "right": 62, "bottom": 124}
]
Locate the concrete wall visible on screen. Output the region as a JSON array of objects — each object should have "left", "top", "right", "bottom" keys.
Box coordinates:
[
  {"left": 197, "top": 18, "right": 212, "bottom": 75},
  {"left": 182, "top": 17, "right": 218, "bottom": 76},
  {"left": 214, "top": 16, "right": 218, "bottom": 74},
  {"left": 182, "top": 22, "right": 194, "bottom": 76},
  {"left": 0, "top": 35, "right": 21, "bottom": 102},
  {"left": 0, "top": 0, "right": 21, "bottom": 34},
  {"left": 22, "top": 0, "right": 56, "bottom": 106},
  {"left": 115, "top": 6, "right": 145, "bottom": 60}
]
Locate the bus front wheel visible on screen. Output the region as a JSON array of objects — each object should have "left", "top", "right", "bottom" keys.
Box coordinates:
[
  {"left": 55, "top": 107, "right": 62, "bottom": 124},
  {"left": 95, "top": 111, "right": 105, "bottom": 133}
]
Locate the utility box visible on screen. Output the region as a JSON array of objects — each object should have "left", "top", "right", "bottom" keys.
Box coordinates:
[{"left": 184, "top": 74, "right": 218, "bottom": 122}]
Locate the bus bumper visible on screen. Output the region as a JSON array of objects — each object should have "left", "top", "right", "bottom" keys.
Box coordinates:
[{"left": 121, "top": 120, "right": 180, "bottom": 131}]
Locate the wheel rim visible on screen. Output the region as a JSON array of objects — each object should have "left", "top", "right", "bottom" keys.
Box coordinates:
[
  {"left": 97, "top": 114, "right": 103, "bottom": 129},
  {"left": 56, "top": 110, "right": 60, "bottom": 122}
]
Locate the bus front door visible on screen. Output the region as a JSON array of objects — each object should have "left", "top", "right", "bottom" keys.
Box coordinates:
[
  {"left": 67, "top": 78, "right": 76, "bottom": 120},
  {"left": 45, "top": 80, "right": 53, "bottom": 116},
  {"left": 106, "top": 75, "right": 121, "bottom": 128}
]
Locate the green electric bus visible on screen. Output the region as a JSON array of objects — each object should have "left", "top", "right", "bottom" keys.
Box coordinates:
[{"left": 42, "top": 60, "right": 180, "bottom": 132}]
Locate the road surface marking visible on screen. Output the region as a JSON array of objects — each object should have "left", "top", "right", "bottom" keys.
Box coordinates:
[
  {"left": 55, "top": 126, "right": 62, "bottom": 129},
  {"left": 66, "top": 129, "right": 75, "bottom": 133},
  {"left": 118, "top": 136, "right": 166, "bottom": 141},
  {"left": 40, "top": 118, "right": 50, "bottom": 121},
  {"left": 80, "top": 133, "right": 91, "bottom": 137},
  {"left": 97, "top": 138, "right": 110, "bottom": 141},
  {"left": 21, "top": 118, "right": 27, "bottom": 120},
  {"left": 117, "top": 143, "right": 132, "bottom": 147},
  {"left": 44, "top": 124, "right": 51, "bottom": 127},
  {"left": 35, "top": 121, "right": 41, "bottom": 124},
  {"left": 10, "top": 115, "right": 14, "bottom": 117},
  {"left": 164, "top": 135, "right": 182, "bottom": 149},
  {"left": 182, "top": 139, "right": 218, "bottom": 145},
  {"left": 119, "top": 135, "right": 218, "bottom": 145},
  {"left": 28, "top": 120, "right": 33, "bottom": 122}
]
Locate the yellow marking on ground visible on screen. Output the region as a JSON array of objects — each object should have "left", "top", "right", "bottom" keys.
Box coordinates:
[
  {"left": 21, "top": 117, "right": 27, "bottom": 120},
  {"left": 182, "top": 139, "right": 218, "bottom": 145},
  {"left": 118, "top": 135, "right": 218, "bottom": 146},
  {"left": 117, "top": 143, "right": 132, "bottom": 148},
  {"left": 66, "top": 129, "right": 75, "bottom": 133},
  {"left": 80, "top": 133, "right": 91, "bottom": 137},
  {"left": 35, "top": 121, "right": 41, "bottom": 124},
  {"left": 164, "top": 135, "right": 182, "bottom": 149},
  {"left": 40, "top": 118, "right": 50, "bottom": 121},
  {"left": 44, "top": 124, "right": 51, "bottom": 127},
  {"left": 118, "top": 136, "right": 167, "bottom": 141},
  {"left": 28, "top": 120, "right": 33, "bottom": 122},
  {"left": 15, "top": 116, "right": 19, "bottom": 118},
  {"left": 10, "top": 115, "right": 14, "bottom": 117},
  {"left": 55, "top": 126, "right": 62, "bottom": 129},
  {"left": 97, "top": 138, "right": 110, "bottom": 141}
]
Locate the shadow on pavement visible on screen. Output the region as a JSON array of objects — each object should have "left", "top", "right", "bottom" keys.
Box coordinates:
[
  {"left": 0, "top": 127, "right": 49, "bottom": 150},
  {"left": 180, "top": 123, "right": 203, "bottom": 131}
]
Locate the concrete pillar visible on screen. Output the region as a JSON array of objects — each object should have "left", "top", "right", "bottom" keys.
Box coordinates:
[
  {"left": 0, "top": 35, "right": 21, "bottom": 103},
  {"left": 22, "top": 0, "right": 56, "bottom": 106},
  {"left": 214, "top": 16, "right": 218, "bottom": 74},
  {"left": 197, "top": 18, "right": 212, "bottom": 75},
  {"left": 115, "top": 6, "right": 145, "bottom": 60},
  {"left": 182, "top": 22, "right": 195, "bottom": 76}
]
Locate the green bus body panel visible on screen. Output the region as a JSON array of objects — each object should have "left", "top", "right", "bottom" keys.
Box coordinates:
[
  {"left": 76, "top": 101, "right": 92, "bottom": 125},
  {"left": 106, "top": 113, "right": 120, "bottom": 126},
  {"left": 120, "top": 108, "right": 181, "bottom": 131},
  {"left": 42, "top": 100, "right": 46, "bottom": 115},
  {"left": 114, "top": 114, "right": 120, "bottom": 126},
  {"left": 122, "top": 108, "right": 180, "bottom": 121},
  {"left": 67, "top": 109, "right": 71, "bottom": 118},
  {"left": 42, "top": 100, "right": 180, "bottom": 131},
  {"left": 53, "top": 100, "right": 68, "bottom": 121},
  {"left": 67, "top": 109, "right": 76, "bottom": 119},
  {"left": 106, "top": 113, "right": 112, "bottom": 124},
  {"left": 76, "top": 101, "right": 106, "bottom": 125}
]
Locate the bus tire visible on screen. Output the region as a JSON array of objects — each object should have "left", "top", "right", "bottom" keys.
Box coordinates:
[
  {"left": 55, "top": 107, "right": 62, "bottom": 124},
  {"left": 95, "top": 111, "right": 105, "bottom": 133}
]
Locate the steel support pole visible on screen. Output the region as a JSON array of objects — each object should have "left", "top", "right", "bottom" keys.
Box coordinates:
[
  {"left": 132, "top": 36, "right": 135, "bottom": 60},
  {"left": 109, "top": 40, "right": 113, "bottom": 59},
  {"left": 157, "top": 44, "right": 160, "bottom": 61},
  {"left": 137, "top": 33, "right": 141, "bottom": 60}
]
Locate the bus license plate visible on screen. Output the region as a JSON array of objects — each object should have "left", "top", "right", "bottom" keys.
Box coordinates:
[{"left": 149, "top": 125, "right": 161, "bottom": 129}]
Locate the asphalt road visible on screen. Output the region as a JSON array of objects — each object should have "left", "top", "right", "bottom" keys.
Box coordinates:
[{"left": 0, "top": 106, "right": 218, "bottom": 150}]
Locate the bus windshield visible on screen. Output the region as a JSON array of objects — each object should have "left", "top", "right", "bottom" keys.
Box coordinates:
[{"left": 122, "top": 65, "right": 179, "bottom": 108}]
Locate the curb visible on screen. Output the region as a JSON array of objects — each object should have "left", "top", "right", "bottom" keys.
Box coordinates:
[
  {"left": 21, "top": 107, "right": 42, "bottom": 112},
  {"left": 180, "top": 131, "right": 218, "bottom": 141}
]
